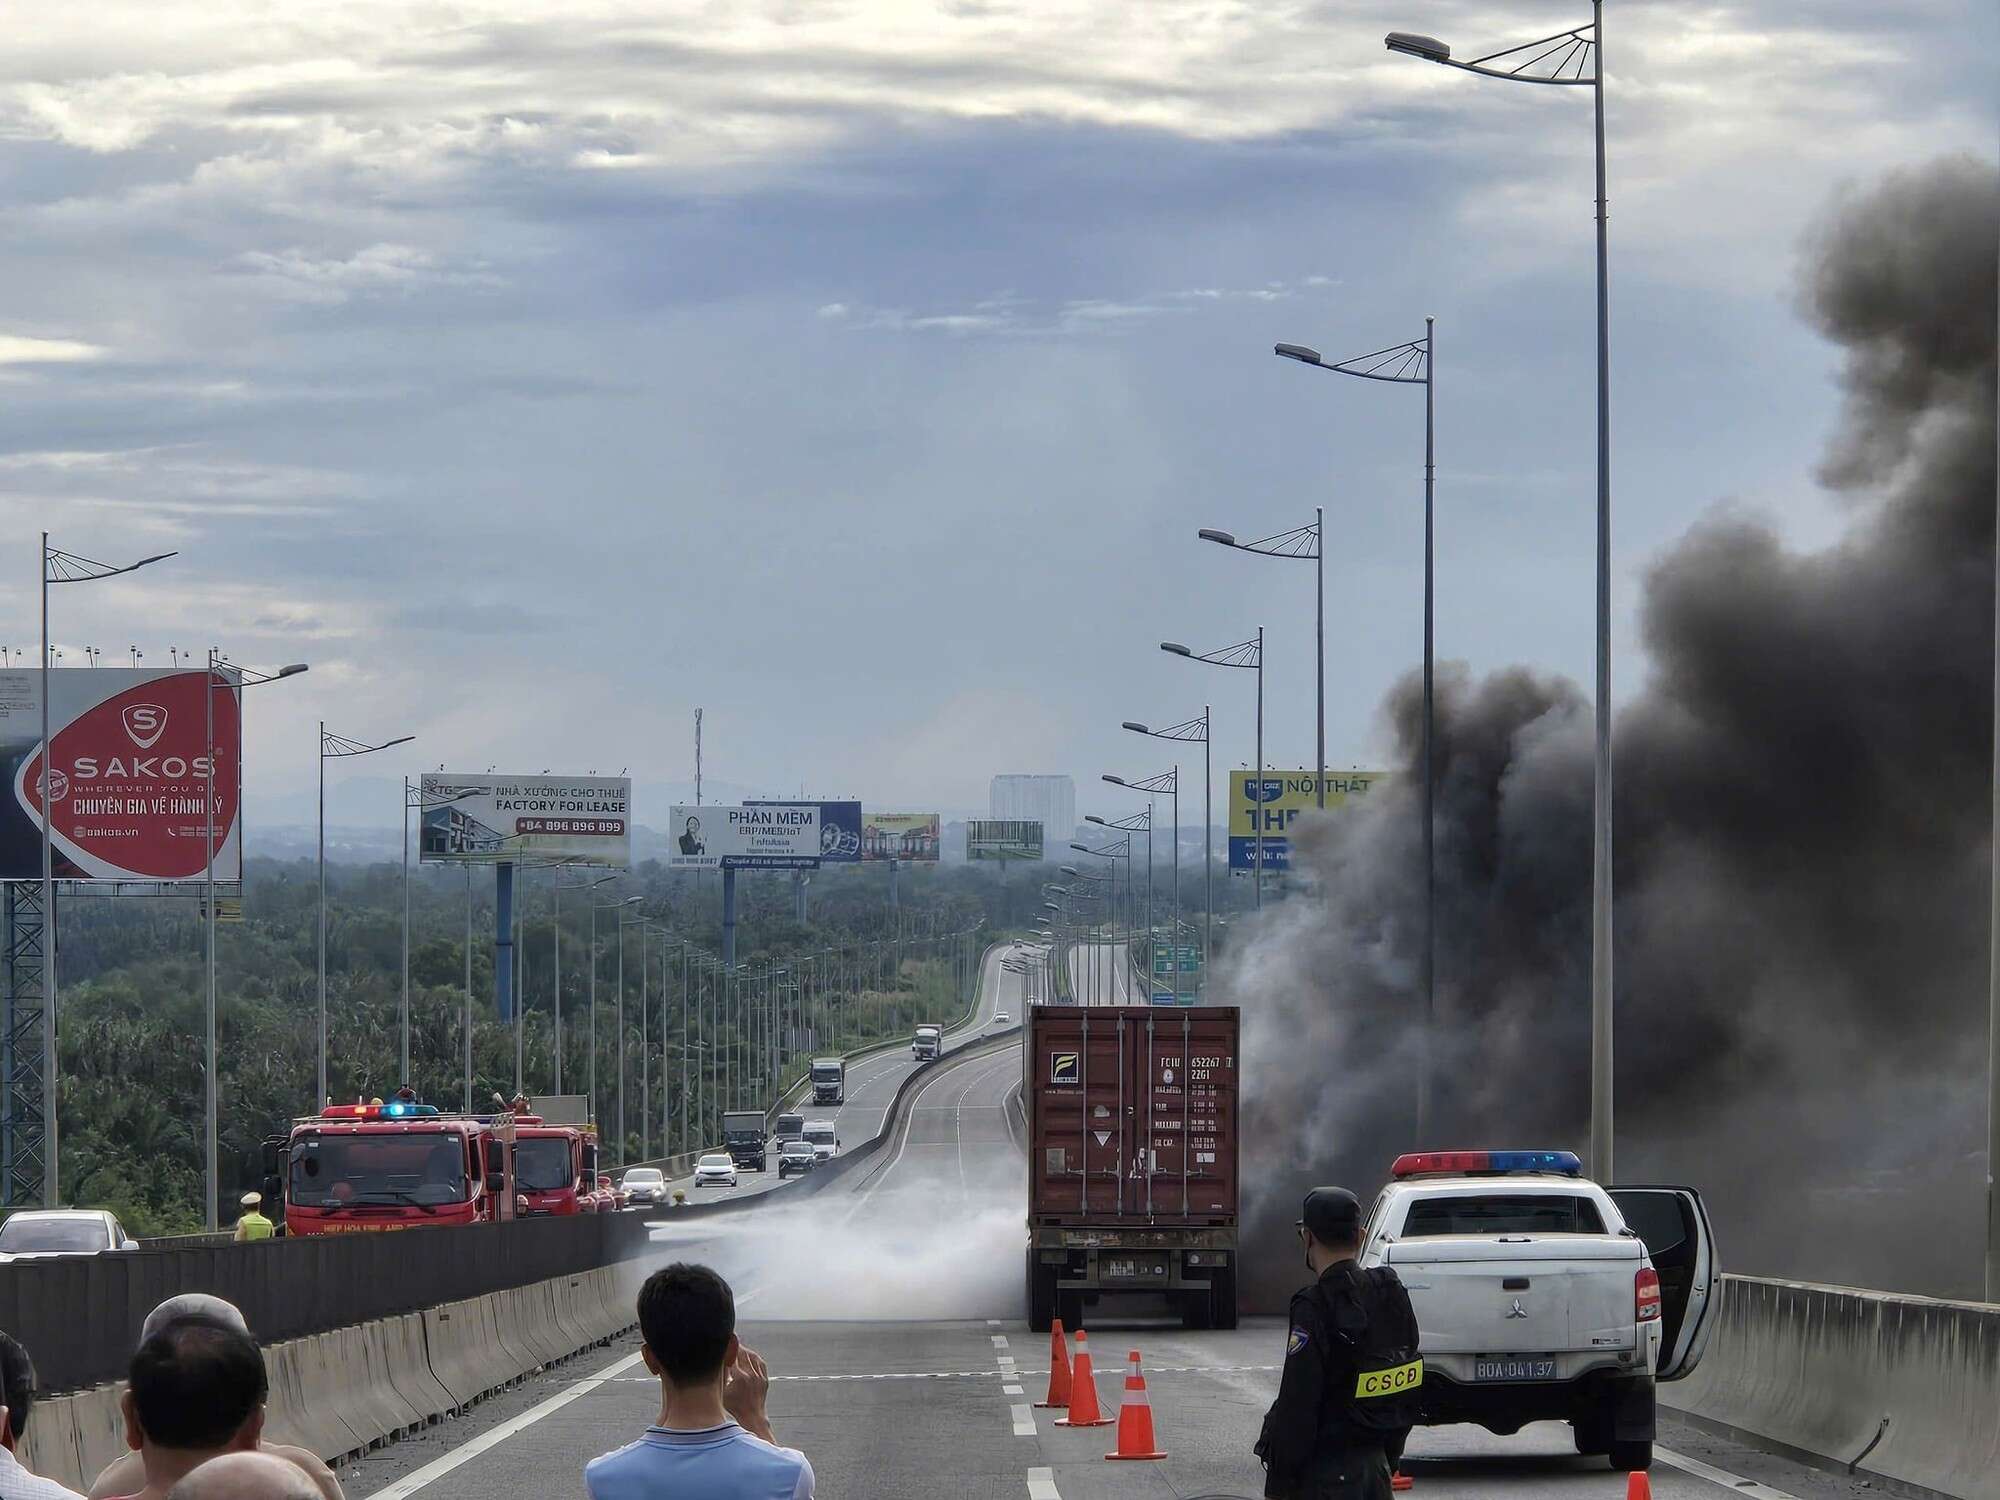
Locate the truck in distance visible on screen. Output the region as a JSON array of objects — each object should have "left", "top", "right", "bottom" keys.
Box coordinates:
[
  {"left": 1023, "top": 1004, "right": 1240, "bottom": 1331},
  {"left": 722, "top": 1111, "right": 769, "bottom": 1171},
  {"left": 810, "top": 1057, "right": 846, "bottom": 1105},
  {"left": 1358, "top": 1149, "right": 1717, "bottom": 1473},
  {"left": 912, "top": 1024, "right": 943, "bottom": 1061}
]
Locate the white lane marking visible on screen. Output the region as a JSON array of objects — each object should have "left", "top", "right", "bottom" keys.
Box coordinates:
[
  {"left": 1003, "top": 1384, "right": 1024, "bottom": 1396},
  {"left": 988, "top": 1319, "right": 1002, "bottom": 1328},
  {"left": 1010, "top": 1402, "right": 1036, "bottom": 1437},
  {"left": 991, "top": 1335, "right": 1009, "bottom": 1348},
  {"left": 1026, "top": 1467, "right": 1061, "bottom": 1500},
  {"left": 360, "top": 1348, "right": 645, "bottom": 1500},
  {"left": 1657, "top": 1447, "right": 1803, "bottom": 1499}
]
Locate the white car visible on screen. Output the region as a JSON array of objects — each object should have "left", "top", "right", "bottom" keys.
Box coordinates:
[
  {"left": 693, "top": 1154, "right": 738, "bottom": 1189},
  {"left": 993, "top": 1010, "right": 1011, "bottom": 1025},
  {"left": 620, "top": 1167, "right": 665, "bottom": 1206},
  {"left": 0, "top": 1208, "right": 136, "bottom": 1261}
]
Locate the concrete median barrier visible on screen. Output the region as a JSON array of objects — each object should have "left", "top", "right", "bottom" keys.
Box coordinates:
[
  {"left": 17, "top": 1388, "right": 85, "bottom": 1492},
  {"left": 1665, "top": 1275, "right": 2000, "bottom": 1500},
  {"left": 381, "top": 1311, "right": 456, "bottom": 1426},
  {"left": 262, "top": 1331, "right": 367, "bottom": 1464},
  {"left": 68, "top": 1382, "right": 127, "bottom": 1492}
]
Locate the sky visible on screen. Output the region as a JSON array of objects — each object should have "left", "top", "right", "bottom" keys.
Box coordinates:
[{"left": 0, "top": 1, "right": 1991, "bottom": 834}]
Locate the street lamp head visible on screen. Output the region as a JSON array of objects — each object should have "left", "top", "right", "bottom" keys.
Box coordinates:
[
  {"left": 1160, "top": 642, "right": 1192, "bottom": 657},
  {"left": 1121, "top": 721, "right": 1150, "bottom": 735},
  {"left": 1042, "top": 902, "right": 1061, "bottom": 912},
  {"left": 381, "top": 735, "right": 416, "bottom": 750},
  {"left": 1069, "top": 842, "right": 1092, "bottom": 853},
  {"left": 1273, "top": 343, "right": 1323, "bottom": 366},
  {"left": 1197, "top": 528, "right": 1238, "bottom": 548},
  {"left": 276, "top": 663, "right": 309, "bottom": 679},
  {"left": 1102, "top": 774, "right": 1127, "bottom": 787},
  {"left": 1085, "top": 815, "right": 1108, "bottom": 827},
  {"left": 1385, "top": 30, "right": 1451, "bottom": 61},
  {"left": 1059, "top": 866, "right": 1079, "bottom": 876}
]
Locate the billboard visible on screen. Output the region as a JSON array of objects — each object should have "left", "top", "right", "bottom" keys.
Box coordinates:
[
  {"left": 861, "top": 812, "right": 940, "bottom": 863},
  {"left": 0, "top": 668, "right": 242, "bottom": 882},
  {"left": 667, "top": 804, "right": 821, "bottom": 870},
  {"left": 967, "top": 819, "right": 1043, "bottom": 862},
  {"left": 747, "top": 800, "right": 861, "bottom": 863},
  {"left": 1228, "top": 770, "right": 1385, "bottom": 872},
  {"left": 420, "top": 774, "right": 632, "bottom": 867}
]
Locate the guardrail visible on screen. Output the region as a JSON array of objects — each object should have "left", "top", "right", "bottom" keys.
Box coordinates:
[
  {"left": 3, "top": 1208, "right": 652, "bottom": 1394},
  {"left": 1664, "top": 1275, "right": 1999, "bottom": 1500}
]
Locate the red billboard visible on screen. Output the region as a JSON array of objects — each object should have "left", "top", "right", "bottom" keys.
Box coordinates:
[{"left": 0, "top": 668, "right": 242, "bottom": 881}]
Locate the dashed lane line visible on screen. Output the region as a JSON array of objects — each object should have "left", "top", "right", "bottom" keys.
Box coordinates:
[
  {"left": 605, "top": 1364, "right": 1279, "bottom": 1384},
  {"left": 1010, "top": 1403, "right": 1037, "bottom": 1437},
  {"left": 1026, "top": 1467, "right": 1061, "bottom": 1500}
]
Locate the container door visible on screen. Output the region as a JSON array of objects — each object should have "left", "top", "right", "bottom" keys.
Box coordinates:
[
  {"left": 1608, "top": 1186, "right": 1719, "bottom": 1379},
  {"left": 1029, "top": 1012, "right": 1131, "bottom": 1215},
  {"left": 1126, "top": 1009, "right": 1239, "bottom": 1219}
]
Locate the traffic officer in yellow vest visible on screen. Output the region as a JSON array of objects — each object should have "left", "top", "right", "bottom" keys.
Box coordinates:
[
  {"left": 233, "top": 1190, "right": 275, "bottom": 1242},
  {"left": 1256, "top": 1187, "right": 1423, "bottom": 1499}
]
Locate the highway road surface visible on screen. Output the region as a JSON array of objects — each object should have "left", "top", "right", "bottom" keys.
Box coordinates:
[
  {"left": 655, "top": 941, "right": 1032, "bottom": 1205},
  {"left": 1066, "top": 939, "right": 1141, "bottom": 1005},
  {"left": 345, "top": 1028, "right": 1872, "bottom": 1500}
]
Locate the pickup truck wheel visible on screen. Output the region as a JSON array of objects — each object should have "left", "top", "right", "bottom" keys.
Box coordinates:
[{"left": 1608, "top": 1440, "right": 1653, "bottom": 1472}]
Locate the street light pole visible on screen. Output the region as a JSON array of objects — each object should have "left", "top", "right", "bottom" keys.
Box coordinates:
[
  {"left": 1162, "top": 635, "right": 1264, "bottom": 909},
  {"left": 1386, "top": 0, "right": 1613, "bottom": 1179},
  {"left": 1275, "top": 321, "right": 1436, "bottom": 1134},
  {"left": 1123, "top": 713, "right": 1211, "bottom": 994}
]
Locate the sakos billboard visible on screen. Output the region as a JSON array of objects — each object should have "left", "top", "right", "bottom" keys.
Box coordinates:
[{"left": 0, "top": 668, "right": 242, "bottom": 882}]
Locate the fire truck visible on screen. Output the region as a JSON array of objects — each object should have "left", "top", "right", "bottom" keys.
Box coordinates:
[{"left": 266, "top": 1092, "right": 610, "bottom": 1234}]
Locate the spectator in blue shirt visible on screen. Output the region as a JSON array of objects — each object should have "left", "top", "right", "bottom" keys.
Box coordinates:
[{"left": 585, "top": 1264, "right": 813, "bottom": 1500}]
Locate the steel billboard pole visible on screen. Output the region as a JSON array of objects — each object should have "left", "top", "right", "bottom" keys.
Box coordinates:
[{"left": 463, "top": 869, "right": 474, "bottom": 1112}]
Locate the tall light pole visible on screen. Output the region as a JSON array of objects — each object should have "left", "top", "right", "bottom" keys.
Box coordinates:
[
  {"left": 463, "top": 868, "right": 475, "bottom": 1112},
  {"left": 1199, "top": 519, "right": 1323, "bottom": 811},
  {"left": 553, "top": 870, "right": 614, "bottom": 1092},
  {"left": 317, "top": 726, "right": 412, "bottom": 1109},
  {"left": 201, "top": 656, "right": 305, "bottom": 1229},
  {"left": 38, "top": 539, "right": 175, "bottom": 1206},
  {"left": 1087, "top": 810, "right": 1151, "bottom": 1001},
  {"left": 1105, "top": 770, "right": 1177, "bottom": 1000},
  {"left": 1387, "top": 9, "right": 1611, "bottom": 1176},
  {"left": 1125, "top": 712, "right": 1211, "bottom": 995},
  {"left": 1163, "top": 631, "right": 1264, "bottom": 907},
  {"left": 590, "top": 894, "right": 640, "bottom": 1130},
  {"left": 618, "top": 908, "right": 647, "bottom": 1166},
  {"left": 1275, "top": 323, "right": 1436, "bottom": 1137}
]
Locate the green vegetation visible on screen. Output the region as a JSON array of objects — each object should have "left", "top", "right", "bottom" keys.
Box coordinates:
[{"left": 46, "top": 856, "right": 1002, "bottom": 1232}]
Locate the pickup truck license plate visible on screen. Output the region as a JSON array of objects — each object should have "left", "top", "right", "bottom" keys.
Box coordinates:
[{"left": 1474, "top": 1358, "right": 1558, "bottom": 1382}]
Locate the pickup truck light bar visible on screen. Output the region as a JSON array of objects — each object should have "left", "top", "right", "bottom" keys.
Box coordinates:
[{"left": 1390, "top": 1149, "right": 1582, "bottom": 1177}]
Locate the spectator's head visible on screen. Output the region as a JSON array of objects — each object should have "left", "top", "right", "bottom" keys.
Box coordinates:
[
  {"left": 636, "top": 1263, "right": 736, "bottom": 1390},
  {"left": 123, "top": 1317, "right": 267, "bottom": 1472},
  {"left": 0, "top": 1330, "right": 35, "bottom": 1449},
  {"left": 167, "top": 1452, "right": 319, "bottom": 1500},
  {"left": 141, "top": 1294, "right": 250, "bottom": 1346}
]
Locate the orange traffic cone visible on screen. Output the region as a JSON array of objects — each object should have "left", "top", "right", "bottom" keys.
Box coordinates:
[
  {"left": 1052, "top": 1330, "right": 1113, "bottom": 1427},
  {"left": 1035, "top": 1318, "right": 1073, "bottom": 1409},
  {"left": 1104, "top": 1350, "right": 1167, "bottom": 1460},
  {"left": 1390, "top": 1470, "right": 1413, "bottom": 1491},
  {"left": 1625, "top": 1474, "right": 1652, "bottom": 1499}
]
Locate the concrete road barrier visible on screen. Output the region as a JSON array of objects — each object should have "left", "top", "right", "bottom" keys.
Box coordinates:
[
  {"left": 380, "top": 1311, "right": 456, "bottom": 1426},
  {"left": 17, "top": 1387, "right": 84, "bottom": 1492},
  {"left": 262, "top": 1332, "right": 367, "bottom": 1464},
  {"left": 1665, "top": 1275, "right": 2000, "bottom": 1500},
  {"left": 68, "top": 1383, "right": 127, "bottom": 1492}
]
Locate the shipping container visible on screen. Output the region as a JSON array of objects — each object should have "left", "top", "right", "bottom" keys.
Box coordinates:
[{"left": 1023, "top": 1004, "right": 1240, "bottom": 1330}]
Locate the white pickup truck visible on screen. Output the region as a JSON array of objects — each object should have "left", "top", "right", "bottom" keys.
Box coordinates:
[{"left": 1358, "top": 1150, "right": 1716, "bottom": 1473}]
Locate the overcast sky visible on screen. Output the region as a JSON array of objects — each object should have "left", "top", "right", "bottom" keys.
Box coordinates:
[{"left": 0, "top": 1, "right": 1991, "bottom": 831}]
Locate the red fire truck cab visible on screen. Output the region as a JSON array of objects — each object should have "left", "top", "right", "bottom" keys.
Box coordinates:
[
  {"left": 273, "top": 1099, "right": 496, "bottom": 1235},
  {"left": 512, "top": 1118, "right": 605, "bottom": 1217}
]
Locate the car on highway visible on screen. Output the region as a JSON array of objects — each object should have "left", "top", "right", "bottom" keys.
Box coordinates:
[
  {"left": 0, "top": 1208, "right": 138, "bottom": 1261},
  {"left": 776, "top": 1140, "right": 818, "bottom": 1179},
  {"left": 620, "top": 1167, "right": 664, "bottom": 1207},
  {"left": 693, "top": 1154, "right": 739, "bottom": 1189},
  {"left": 803, "top": 1121, "right": 839, "bottom": 1161},
  {"left": 1358, "top": 1149, "right": 1716, "bottom": 1474},
  {"left": 993, "top": 1010, "right": 1010, "bottom": 1025}
]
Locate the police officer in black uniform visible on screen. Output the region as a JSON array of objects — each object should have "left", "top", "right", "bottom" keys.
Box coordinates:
[{"left": 1256, "top": 1187, "right": 1423, "bottom": 1499}]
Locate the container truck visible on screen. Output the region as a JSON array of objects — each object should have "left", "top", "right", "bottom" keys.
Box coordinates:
[
  {"left": 722, "top": 1110, "right": 769, "bottom": 1171},
  {"left": 810, "top": 1057, "right": 846, "bottom": 1105},
  {"left": 1023, "top": 1004, "right": 1240, "bottom": 1331},
  {"left": 912, "top": 1024, "right": 943, "bottom": 1061}
]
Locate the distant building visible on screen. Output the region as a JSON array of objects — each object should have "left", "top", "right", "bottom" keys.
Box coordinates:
[{"left": 989, "top": 775, "right": 1076, "bottom": 854}]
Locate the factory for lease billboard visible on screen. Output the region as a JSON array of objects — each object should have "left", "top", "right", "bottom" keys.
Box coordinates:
[
  {"left": 862, "top": 812, "right": 940, "bottom": 862},
  {"left": 0, "top": 668, "right": 242, "bottom": 882},
  {"left": 421, "top": 774, "right": 632, "bottom": 867},
  {"left": 967, "top": 819, "right": 1043, "bottom": 861},
  {"left": 667, "top": 805, "right": 822, "bottom": 870}
]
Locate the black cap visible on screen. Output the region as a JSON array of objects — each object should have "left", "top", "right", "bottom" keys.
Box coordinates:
[{"left": 1298, "top": 1186, "right": 1362, "bottom": 1242}]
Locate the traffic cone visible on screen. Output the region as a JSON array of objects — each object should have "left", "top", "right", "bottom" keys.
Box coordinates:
[
  {"left": 1103, "top": 1350, "right": 1167, "bottom": 1460},
  {"left": 1035, "top": 1318, "right": 1073, "bottom": 1409},
  {"left": 1052, "top": 1330, "right": 1112, "bottom": 1427},
  {"left": 1390, "top": 1470, "right": 1413, "bottom": 1491},
  {"left": 1624, "top": 1474, "right": 1652, "bottom": 1499}
]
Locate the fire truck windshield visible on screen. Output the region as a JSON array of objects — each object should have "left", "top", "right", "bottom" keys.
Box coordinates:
[
  {"left": 514, "top": 1136, "right": 575, "bottom": 1192},
  {"left": 290, "top": 1131, "right": 469, "bottom": 1208}
]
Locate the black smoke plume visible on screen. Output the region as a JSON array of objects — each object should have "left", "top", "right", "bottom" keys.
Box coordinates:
[{"left": 1223, "top": 157, "right": 1999, "bottom": 1308}]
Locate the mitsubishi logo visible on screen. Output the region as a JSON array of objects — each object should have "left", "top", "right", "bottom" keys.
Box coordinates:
[
  {"left": 122, "top": 703, "right": 168, "bottom": 749},
  {"left": 1505, "top": 1298, "right": 1529, "bottom": 1319}
]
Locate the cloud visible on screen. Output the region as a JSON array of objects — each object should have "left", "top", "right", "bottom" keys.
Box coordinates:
[
  {"left": 232, "top": 243, "right": 503, "bottom": 304},
  {"left": 0, "top": 333, "right": 105, "bottom": 364}
]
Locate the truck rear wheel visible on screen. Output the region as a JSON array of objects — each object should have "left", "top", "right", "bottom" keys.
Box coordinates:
[
  {"left": 1208, "top": 1267, "right": 1238, "bottom": 1330},
  {"left": 1180, "top": 1289, "right": 1213, "bottom": 1329},
  {"left": 1056, "top": 1288, "right": 1085, "bottom": 1332},
  {"left": 1608, "top": 1440, "right": 1652, "bottom": 1472},
  {"left": 1027, "top": 1254, "right": 1056, "bottom": 1333}
]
